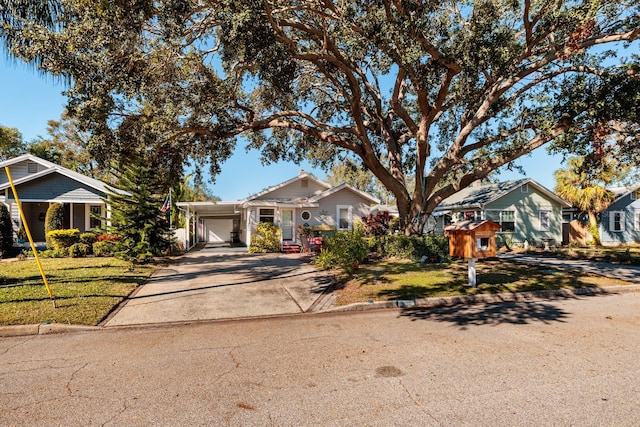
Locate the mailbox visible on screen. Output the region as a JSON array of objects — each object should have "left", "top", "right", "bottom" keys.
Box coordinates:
[{"left": 444, "top": 220, "right": 502, "bottom": 259}]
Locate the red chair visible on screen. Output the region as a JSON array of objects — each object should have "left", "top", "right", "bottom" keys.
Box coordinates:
[{"left": 309, "top": 236, "right": 322, "bottom": 253}]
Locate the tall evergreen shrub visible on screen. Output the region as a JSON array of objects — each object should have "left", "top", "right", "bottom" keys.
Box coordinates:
[
  {"left": 45, "top": 202, "right": 65, "bottom": 249},
  {"left": 106, "top": 163, "right": 173, "bottom": 262},
  {"left": 0, "top": 204, "right": 13, "bottom": 254}
]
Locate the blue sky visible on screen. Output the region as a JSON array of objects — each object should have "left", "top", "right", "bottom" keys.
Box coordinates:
[{"left": 0, "top": 54, "right": 564, "bottom": 200}]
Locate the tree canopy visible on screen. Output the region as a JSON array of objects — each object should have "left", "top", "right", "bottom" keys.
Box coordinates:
[{"left": 1, "top": 0, "right": 638, "bottom": 233}]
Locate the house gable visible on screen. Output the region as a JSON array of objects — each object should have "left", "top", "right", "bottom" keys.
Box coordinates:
[
  {"left": 0, "top": 154, "right": 58, "bottom": 185},
  {"left": 244, "top": 171, "right": 331, "bottom": 202},
  {"left": 4, "top": 172, "right": 106, "bottom": 202},
  {"left": 599, "top": 185, "right": 640, "bottom": 245}
]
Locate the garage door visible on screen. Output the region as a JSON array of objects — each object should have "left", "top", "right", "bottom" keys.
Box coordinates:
[{"left": 203, "top": 219, "right": 234, "bottom": 243}]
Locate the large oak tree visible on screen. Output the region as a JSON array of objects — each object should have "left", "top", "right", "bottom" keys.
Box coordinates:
[{"left": 2, "top": 0, "right": 638, "bottom": 233}]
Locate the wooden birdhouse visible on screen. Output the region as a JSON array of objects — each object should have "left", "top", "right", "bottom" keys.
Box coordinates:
[{"left": 444, "top": 220, "right": 502, "bottom": 259}]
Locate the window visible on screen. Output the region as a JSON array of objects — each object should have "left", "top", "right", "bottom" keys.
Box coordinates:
[
  {"left": 631, "top": 189, "right": 640, "bottom": 201},
  {"left": 476, "top": 237, "right": 490, "bottom": 251},
  {"left": 89, "top": 205, "right": 102, "bottom": 229},
  {"left": 337, "top": 205, "right": 352, "bottom": 230},
  {"left": 521, "top": 183, "right": 529, "bottom": 193},
  {"left": 635, "top": 211, "right": 640, "bottom": 231},
  {"left": 259, "top": 208, "right": 275, "bottom": 223},
  {"left": 301, "top": 178, "right": 309, "bottom": 188},
  {"left": 487, "top": 210, "right": 515, "bottom": 232},
  {"left": 464, "top": 211, "right": 477, "bottom": 221},
  {"left": 609, "top": 211, "right": 625, "bottom": 232},
  {"left": 539, "top": 210, "right": 551, "bottom": 231},
  {"left": 301, "top": 210, "right": 311, "bottom": 221}
]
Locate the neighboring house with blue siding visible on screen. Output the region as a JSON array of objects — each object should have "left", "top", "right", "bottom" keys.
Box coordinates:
[
  {"left": 599, "top": 186, "right": 640, "bottom": 246},
  {"left": 0, "top": 154, "right": 116, "bottom": 242},
  {"left": 177, "top": 170, "right": 379, "bottom": 250},
  {"left": 434, "top": 179, "right": 571, "bottom": 247}
]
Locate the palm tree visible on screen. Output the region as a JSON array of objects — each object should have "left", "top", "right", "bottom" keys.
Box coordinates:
[{"left": 554, "top": 157, "right": 616, "bottom": 246}]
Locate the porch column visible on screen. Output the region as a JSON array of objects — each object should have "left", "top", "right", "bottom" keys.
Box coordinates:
[{"left": 185, "top": 207, "right": 191, "bottom": 249}]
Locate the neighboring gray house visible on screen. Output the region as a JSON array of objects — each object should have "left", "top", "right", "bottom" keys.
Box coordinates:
[
  {"left": 0, "top": 154, "right": 113, "bottom": 242},
  {"left": 177, "top": 170, "right": 380, "bottom": 250},
  {"left": 598, "top": 185, "right": 640, "bottom": 246},
  {"left": 434, "top": 179, "right": 571, "bottom": 247}
]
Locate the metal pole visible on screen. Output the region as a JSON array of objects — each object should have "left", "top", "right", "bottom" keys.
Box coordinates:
[{"left": 4, "top": 167, "right": 57, "bottom": 307}]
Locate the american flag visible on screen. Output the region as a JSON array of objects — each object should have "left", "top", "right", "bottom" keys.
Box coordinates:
[{"left": 160, "top": 191, "right": 171, "bottom": 212}]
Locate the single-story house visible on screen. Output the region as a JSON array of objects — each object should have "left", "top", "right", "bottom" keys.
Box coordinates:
[
  {"left": 177, "top": 170, "right": 380, "bottom": 250},
  {"left": 434, "top": 179, "right": 571, "bottom": 247},
  {"left": 0, "top": 154, "right": 114, "bottom": 242},
  {"left": 598, "top": 185, "right": 640, "bottom": 246}
]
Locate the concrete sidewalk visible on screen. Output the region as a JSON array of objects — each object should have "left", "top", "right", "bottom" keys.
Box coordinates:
[
  {"left": 102, "top": 247, "right": 334, "bottom": 327},
  {"left": 498, "top": 252, "right": 640, "bottom": 284}
]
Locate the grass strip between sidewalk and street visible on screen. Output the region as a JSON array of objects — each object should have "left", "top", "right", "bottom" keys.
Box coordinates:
[
  {"left": 334, "top": 258, "right": 636, "bottom": 306},
  {"left": 0, "top": 257, "right": 157, "bottom": 326}
]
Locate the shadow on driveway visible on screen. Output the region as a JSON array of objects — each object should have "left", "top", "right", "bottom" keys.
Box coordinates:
[{"left": 103, "top": 248, "right": 333, "bottom": 327}]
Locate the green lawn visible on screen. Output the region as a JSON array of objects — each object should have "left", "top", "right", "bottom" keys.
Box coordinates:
[
  {"left": 335, "top": 258, "right": 634, "bottom": 306},
  {"left": 0, "top": 257, "right": 157, "bottom": 326}
]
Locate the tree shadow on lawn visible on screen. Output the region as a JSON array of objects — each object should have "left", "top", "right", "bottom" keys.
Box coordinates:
[{"left": 399, "top": 300, "right": 569, "bottom": 329}]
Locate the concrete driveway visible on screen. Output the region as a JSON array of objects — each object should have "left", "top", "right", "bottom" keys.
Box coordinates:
[{"left": 103, "top": 247, "right": 334, "bottom": 327}]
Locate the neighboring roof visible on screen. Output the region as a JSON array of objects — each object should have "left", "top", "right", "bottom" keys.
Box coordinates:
[
  {"left": 242, "top": 170, "right": 331, "bottom": 202},
  {"left": 0, "top": 153, "right": 122, "bottom": 195},
  {"left": 308, "top": 183, "right": 380, "bottom": 205},
  {"left": 435, "top": 178, "right": 571, "bottom": 210},
  {"left": 444, "top": 220, "right": 502, "bottom": 232},
  {"left": 609, "top": 185, "right": 640, "bottom": 203}
]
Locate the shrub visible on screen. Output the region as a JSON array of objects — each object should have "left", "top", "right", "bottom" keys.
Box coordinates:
[
  {"left": 69, "top": 243, "right": 91, "bottom": 258},
  {"left": 47, "top": 229, "right": 80, "bottom": 251},
  {"left": 0, "top": 204, "right": 13, "bottom": 254},
  {"left": 39, "top": 248, "right": 67, "bottom": 258},
  {"left": 93, "top": 240, "right": 117, "bottom": 257},
  {"left": 374, "top": 234, "right": 449, "bottom": 261},
  {"left": 361, "top": 211, "right": 392, "bottom": 236},
  {"left": 45, "top": 203, "right": 65, "bottom": 248},
  {"left": 313, "top": 229, "right": 368, "bottom": 276},
  {"left": 248, "top": 222, "right": 281, "bottom": 253},
  {"left": 97, "top": 234, "right": 122, "bottom": 242},
  {"left": 80, "top": 232, "right": 98, "bottom": 246}
]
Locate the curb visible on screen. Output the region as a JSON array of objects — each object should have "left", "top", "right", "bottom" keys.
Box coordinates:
[
  {"left": 0, "top": 323, "right": 99, "bottom": 338},
  {"left": 3, "top": 284, "right": 640, "bottom": 338}
]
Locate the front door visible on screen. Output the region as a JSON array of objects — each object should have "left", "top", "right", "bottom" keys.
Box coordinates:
[{"left": 281, "top": 210, "right": 294, "bottom": 241}]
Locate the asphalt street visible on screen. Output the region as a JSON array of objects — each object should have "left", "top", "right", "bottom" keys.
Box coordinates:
[{"left": 2, "top": 291, "right": 640, "bottom": 426}]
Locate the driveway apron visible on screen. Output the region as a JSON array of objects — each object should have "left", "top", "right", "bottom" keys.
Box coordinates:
[{"left": 104, "top": 248, "right": 333, "bottom": 327}]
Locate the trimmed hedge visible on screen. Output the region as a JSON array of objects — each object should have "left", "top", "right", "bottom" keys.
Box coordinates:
[
  {"left": 47, "top": 229, "right": 80, "bottom": 251},
  {"left": 369, "top": 234, "right": 449, "bottom": 261}
]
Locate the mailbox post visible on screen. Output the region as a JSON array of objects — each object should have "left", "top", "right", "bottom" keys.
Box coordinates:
[{"left": 444, "top": 220, "right": 502, "bottom": 287}]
